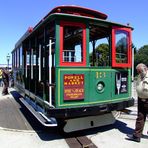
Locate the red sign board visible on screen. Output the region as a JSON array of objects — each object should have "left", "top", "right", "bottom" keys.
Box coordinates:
[{"left": 63, "top": 74, "right": 84, "bottom": 100}]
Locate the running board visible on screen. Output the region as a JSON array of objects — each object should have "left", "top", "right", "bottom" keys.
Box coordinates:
[{"left": 19, "top": 97, "right": 57, "bottom": 127}]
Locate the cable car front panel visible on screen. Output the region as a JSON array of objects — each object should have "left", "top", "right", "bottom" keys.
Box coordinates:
[{"left": 54, "top": 18, "right": 133, "bottom": 111}]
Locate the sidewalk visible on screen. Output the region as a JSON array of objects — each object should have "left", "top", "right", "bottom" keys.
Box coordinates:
[{"left": 89, "top": 116, "right": 148, "bottom": 148}]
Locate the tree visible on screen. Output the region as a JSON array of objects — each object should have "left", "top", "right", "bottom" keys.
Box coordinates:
[
  {"left": 134, "top": 45, "right": 148, "bottom": 66},
  {"left": 89, "top": 43, "right": 109, "bottom": 66},
  {"left": 134, "top": 45, "right": 148, "bottom": 76},
  {"left": 96, "top": 43, "right": 109, "bottom": 66}
]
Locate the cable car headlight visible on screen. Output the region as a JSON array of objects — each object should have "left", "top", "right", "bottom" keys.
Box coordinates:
[{"left": 96, "top": 81, "right": 105, "bottom": 93}]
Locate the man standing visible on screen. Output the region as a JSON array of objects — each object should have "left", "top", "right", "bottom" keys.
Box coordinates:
[
  {"left": 2, "top": 67, "right": 9, "bottom": 95},
  {"left": 126, "top": 63, "right": 148, "bottom": 142}
]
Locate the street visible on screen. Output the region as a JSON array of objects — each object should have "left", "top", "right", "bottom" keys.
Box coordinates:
[{"left": 0, "top": 84, "right": 148, "bottom": 148}]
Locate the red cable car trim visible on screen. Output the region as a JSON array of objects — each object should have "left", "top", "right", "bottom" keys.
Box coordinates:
[
  {"left": 112, "top": 27, "right": 132, "bottom": 68},
  {"left": 59, "top": 21, "right": 86, "bottom": 67}
]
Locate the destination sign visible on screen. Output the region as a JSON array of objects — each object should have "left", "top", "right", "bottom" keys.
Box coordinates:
[{"left": 63, "top": 74, "right": 84, "bottom": 100}]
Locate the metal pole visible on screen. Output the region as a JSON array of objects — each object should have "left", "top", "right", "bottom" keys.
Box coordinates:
[{"left": 49, "top": 39, "right": 52, "bottom": 106}]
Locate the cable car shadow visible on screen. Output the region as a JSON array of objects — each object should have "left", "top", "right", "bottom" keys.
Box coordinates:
[
  {"left": 85, "top": 119, "right": 145, "bottom": 137},
  {"left": 60, "top": 119, "right": 139, "bottom": 139},
  {"left": 114, "top": 120, "right": 134, "bottom": 134},
  {"left": 9, "top": 90, "right": 148, "bottom": 141},
  {"left": 114, "top": 120, "right": 148, "bottom": 140},
  {"left": 10, "top": 90, "right": 63, "bottom": 141}
]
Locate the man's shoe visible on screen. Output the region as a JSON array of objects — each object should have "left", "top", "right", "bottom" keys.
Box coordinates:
[{"left": 126, "top": 134, "right": 140, "bottom": 142}]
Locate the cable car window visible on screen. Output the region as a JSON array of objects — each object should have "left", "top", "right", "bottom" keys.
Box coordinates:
[
  {"left": 112, "top": 27, "right": 131, "bottom": 68},
  {"left": 14, "top": 52, "right": 16, "bottom": 68},
  {"left": 60, "top": 21, "right": 86, "bottom": 66},
  {"left": 15, "top": 50, "right": 17, "bottom": 68},
  {"left": 17, "top": 48, "right": 20, "bottom": 68},
  {"left": 89, "top": 25, "right": 110, "bottom": 67},
  {"left": 63, "top": 26, "right": 83, "bottom": 62},
  {"left": 20, "top": 46, "right": 23, "bottom": 68},
  {"left": 26, "top": 52, "right": 30, "bottom": 66},
  {"left": 25, "top": 51, "right": 30, "bottom": 78},
  {"left": 115, "top": 31, "right": 128, "bottom": 63}
]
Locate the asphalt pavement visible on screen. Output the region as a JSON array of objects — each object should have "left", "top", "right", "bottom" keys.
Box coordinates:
[{"left": 0, "top": 84, "right": 148, "bottom": 148}]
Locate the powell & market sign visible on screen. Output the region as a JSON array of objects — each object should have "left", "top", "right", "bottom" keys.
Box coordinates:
[{"left": 63, "top": 74, "right": 84, "bottom": 100}]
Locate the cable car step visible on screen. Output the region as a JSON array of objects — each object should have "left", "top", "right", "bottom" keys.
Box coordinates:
[{"left": 19, "top": 97, "right": 57, "bottom": 127}]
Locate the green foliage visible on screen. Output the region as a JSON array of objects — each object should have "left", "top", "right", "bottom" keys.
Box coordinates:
[
  {"left": 134, "top": 45, "right": 148, "bottom": 66},
  {"left": 96, "top": 43, "right": 109, "bottom": 66},
  {"left": 134, "top": 45, "right": 148, "bottom": 76},
  {"left": 89, "top": 43, "right": 109, "bottom": 66}
]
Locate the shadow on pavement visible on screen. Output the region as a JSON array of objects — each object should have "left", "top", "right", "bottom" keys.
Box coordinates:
[
  {"left": 10, "top": 90, "right": 63, "bottom": 141},
  {"left": 9, "top": 90, "right": 148, "bottom": 141}
]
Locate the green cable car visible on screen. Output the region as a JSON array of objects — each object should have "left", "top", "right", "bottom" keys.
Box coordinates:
[{"left": 12, "top": 5, "right": 134, "bottom": 132}]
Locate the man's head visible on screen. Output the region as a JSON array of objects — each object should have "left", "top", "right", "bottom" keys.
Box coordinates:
[{"left": 136, "top": 63, "right": 147, "bottom": 78}]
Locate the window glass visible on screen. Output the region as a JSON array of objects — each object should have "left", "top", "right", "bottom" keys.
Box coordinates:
[
  {"left": 17, "top": 48, "right": 20, "bottom": 68},
  {"left": 15, "top": 51, "right": 17, "bottom": 68},
  {"left": 20, "top": 46, "right": 23, "bottom": 68},
  {"left": 63, "top": 26, "right": 83, "bottom": 63},
  {"left": 26, "top": 51, "right": 30, "bottom": 65},
  {"left": 12, "top": 52, "right": 15, "bottom": 68},
  {"left": 115, "top": 30, "right": 128, "bottom": 63}
]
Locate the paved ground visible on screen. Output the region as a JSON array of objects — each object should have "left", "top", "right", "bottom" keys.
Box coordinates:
[
  {"left": 0, "top": 84, "right": 148, "bottom": 148},
  {"left": 0, "top": 87, "right": 69, "bottom": 148},
  {"left": 0, "top": 90, "right": 32, "bottom": 130}
]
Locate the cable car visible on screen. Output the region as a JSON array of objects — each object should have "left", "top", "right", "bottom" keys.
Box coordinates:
[{"left": 12, "top": 5, "right": 134, "bottom": 132}]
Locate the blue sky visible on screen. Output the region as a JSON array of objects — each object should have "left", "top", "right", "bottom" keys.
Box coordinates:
[{"left": 0, "top": 0, "right": 148, "bottom": 64}]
